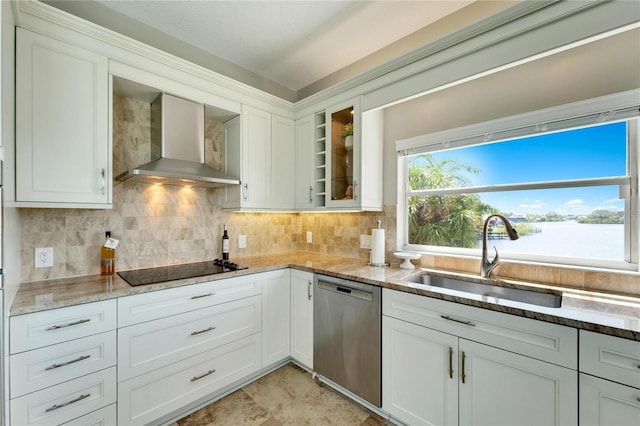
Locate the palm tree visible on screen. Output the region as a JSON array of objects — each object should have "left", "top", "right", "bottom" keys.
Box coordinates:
[{"left": 408, "top": 154, "right": 491, "bottom": 248}]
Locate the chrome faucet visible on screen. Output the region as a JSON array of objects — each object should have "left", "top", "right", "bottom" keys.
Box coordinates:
[{"left": 481, "top": 214, "right": 519, "bottom": 278}]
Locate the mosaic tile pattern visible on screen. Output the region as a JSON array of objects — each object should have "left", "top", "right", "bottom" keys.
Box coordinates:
[{"left": 176, "top": 364, "right": 392, "bottom": 426}]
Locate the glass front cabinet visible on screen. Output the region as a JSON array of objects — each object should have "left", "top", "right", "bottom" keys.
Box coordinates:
[
  {"left": 309, "top": 96, "right": 382, "bottom": 211},
  {"left": 327, "top": 99, "right": 359, "bottom": 208},
  {"left": 311, "top": 97, "right": 382, "bottom": 211}
]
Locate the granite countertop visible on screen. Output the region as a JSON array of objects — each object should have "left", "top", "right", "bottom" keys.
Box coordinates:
[{"left": 10, "top": 251, "right": 640, "bottom": 341}]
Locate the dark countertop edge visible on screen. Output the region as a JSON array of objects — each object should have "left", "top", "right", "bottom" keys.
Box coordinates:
[{"left": 10, "top": 257, "right": 640, "bottom": 341}]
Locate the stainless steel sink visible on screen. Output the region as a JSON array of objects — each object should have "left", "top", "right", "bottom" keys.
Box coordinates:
[{"left": 413, "top": 275, "right": 562, "bottom": 308}]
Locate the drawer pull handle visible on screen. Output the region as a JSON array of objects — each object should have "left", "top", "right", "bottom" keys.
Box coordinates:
[
  {"left": 45, "top": 318, "right": 91, "bottom": 331},
  {"left": 441, "top": 315, "right": 475, "bottom": 327},
  {"left": 45, "top": 393, "right": 91, "bottom": 412},
  {"left": 461, "top": 351, "right": 467, "bottom": 384},
  {"left": 191, "top": 369, "right": 216, "bottom": 382},
  {"left": 191, "top": 293, "right": 214, "bottom": 300},
  {"left": 191, "top": 326, "right": 216, "bottom": 336},
  {"left": 45, "top": 354, "right": 91, "bottom": 370}
]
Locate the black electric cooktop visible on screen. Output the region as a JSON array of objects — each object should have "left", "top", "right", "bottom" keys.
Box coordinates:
[{"left": 117, "top": 259, "right": 248, "bottom": 286}]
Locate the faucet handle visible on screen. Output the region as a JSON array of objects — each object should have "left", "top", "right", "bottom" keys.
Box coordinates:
[{"left": 491, "top": 246, "right": 500, "bottom": 266}]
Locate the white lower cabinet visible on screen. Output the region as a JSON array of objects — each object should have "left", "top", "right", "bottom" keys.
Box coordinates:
[
  {"left": 290, "top": 270, "right": 313, "bottom": 369},
  {"left": 117, "top": 334, "right": 261, "bottom": 425},
  {"left": 578, "top": 330, "right": 640, "bottom": 425},
  {"left": 458, "top": 339, "right": 577, "bottom": 426},
  {"left": 262, "top": 269, "right": 291, "bottom": 367},
  {"left": 383, "top": 316, "right": 458, "bottom": 426},
  {"left": 10, "top": 367, "right": 117, "bottom": 426},
  {"left": 9, "top": 301, "right": 118, "bottom": 426},
  {"left": 382, "top": 288, "right": 578, "bottom": 426},
  {"left": 116, "top": 271, "right": 274, "bottom": 425},
  {"left": 580, "top": 373, "right": 640, "bottom": 425}
]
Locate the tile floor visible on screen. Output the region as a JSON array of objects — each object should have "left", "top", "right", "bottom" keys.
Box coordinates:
[{"left": 175, "top": 363, "right": 393, "bottom": 426}]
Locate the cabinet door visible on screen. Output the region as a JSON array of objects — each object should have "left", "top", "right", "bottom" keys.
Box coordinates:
[
  {"left": 271, "top": 114, "right": 295, "bottom": 209},
  {"left": 580, "top": 373, "right": 640, "bottom": 426},
  {"left": 241, "top": 105, "right": 271, "bottom": 208},
  {"left": 294, "top": 114, "right": 315, "bottom": 209},
  {"left": 325, "top": 97, "right": 360, "bottom": 209},
  {"left": 290, "top": 270, "right": 313, "bottom": 369},
  {"left": 262, "top": 269, "right": 291, "bottom": 367},
  {"left": 383, "top": 316, "right": 458, "bottom": 426},
  {"left": 223, "top": 115, "right": 242, "bottom": 209},
  {"left": 16, "top": 28, "right": 110, "bottom": 206},
  {"left": 459, "top": 339, "right": 577, "bottom": 426}
]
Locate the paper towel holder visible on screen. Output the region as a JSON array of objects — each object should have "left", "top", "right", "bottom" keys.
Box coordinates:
[{"left": 369, "top": 220, "right": 388, "bottom": 267}]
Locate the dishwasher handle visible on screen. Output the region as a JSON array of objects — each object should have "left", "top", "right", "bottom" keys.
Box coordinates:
[{"left": 318, "top": 279, "right": 374, "bottom": 302}]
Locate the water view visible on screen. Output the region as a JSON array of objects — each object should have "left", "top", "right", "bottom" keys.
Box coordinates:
[{"left": 483, "top": 221, "right": 624, "bottom": 260}]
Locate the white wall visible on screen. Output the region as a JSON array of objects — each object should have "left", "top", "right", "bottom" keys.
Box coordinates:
[{"left": 382, "top": 27, "right": 640, "bottom": 205}]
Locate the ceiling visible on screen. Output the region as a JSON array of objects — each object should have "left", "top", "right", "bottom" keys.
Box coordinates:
[{"left": 42, "top": 0, "right": 509, "bottom": 101}]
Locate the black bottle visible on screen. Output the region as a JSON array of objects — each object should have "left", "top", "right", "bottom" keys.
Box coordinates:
[{"left": 222, "top": 224, "right": 230, "bottom": 261}]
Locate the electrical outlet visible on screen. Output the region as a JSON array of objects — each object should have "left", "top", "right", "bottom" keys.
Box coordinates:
[
  {"left": 360, "top": 235, "right": 372, "bottom": 249},
  {"left": 35, "top": 247, "right": 53, "bottom": 268},
  {"left": 238, "top": 235, "right": 247, "bottom": 249},
  {"left": 306, "top": 231, "right": 313, "bottom": 244}
]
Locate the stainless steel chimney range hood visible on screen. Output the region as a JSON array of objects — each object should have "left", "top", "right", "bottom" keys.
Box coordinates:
[{"left": 116, "top": 93, "right": 240, "bottom": 188}]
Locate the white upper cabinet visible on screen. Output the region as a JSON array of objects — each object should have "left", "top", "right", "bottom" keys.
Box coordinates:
[
  {"left": 315, "top": 97, "right": 382, "bottom": 211},
  {"left": 16, "top": 28, "right": 111, "bottom": 208},
  {"left": 294, "top": 114, "right": 315, "bottom": 210},
  {"left": 271, "top": 114, "right": 295, "bottom": 210},
  {"left": 225, "top": 105, "right": 294, "bottom": 210},
  {"left": 242, "top": 105, "right": 271, "bottom": 208}
]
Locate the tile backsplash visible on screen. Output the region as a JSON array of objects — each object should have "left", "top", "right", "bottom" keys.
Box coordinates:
[
  {"left": 17, "top": 95, "right": 639, "bottom": 297},
  {"left": 19, "top": 188, "right": 394, "bottom": 281}
]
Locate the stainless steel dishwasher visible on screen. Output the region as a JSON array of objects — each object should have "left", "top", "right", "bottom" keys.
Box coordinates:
[{"left": 313, "top": 274, "right": 381, "bottom": 407}]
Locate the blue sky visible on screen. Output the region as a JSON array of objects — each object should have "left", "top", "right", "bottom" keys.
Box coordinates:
[{"left": 417, "top": 122, "right": 627, "bottom": 216}]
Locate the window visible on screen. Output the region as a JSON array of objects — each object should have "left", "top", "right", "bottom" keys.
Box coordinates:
[{"left": 397, "top": 92, "right": 639, "bottom": 271}]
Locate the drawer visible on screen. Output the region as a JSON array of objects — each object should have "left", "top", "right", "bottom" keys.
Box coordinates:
[
  {"left": 580, "top": 373, "right": 640, "bottom": 425},
  {"left": 10, "top": 367, "right": 116, "bottom": 426},
  {"left": 10, "top": 300, "right": 117, "bottom": 354},
  {"left": 383, "top": 288, "right": 577, "bottom": 368},
  {"left": 61, "top": 404, "right": 116, "bottom": 426},
  {"left": 580, "top": 330, "right": 640, "bottom": 388},
  {"left": 118, "top": 274, "right": 262, "bottom": 326},
  {"left": 118, "top": 333, "right": 261, "bottom": 426},
  {"left": 11, "top": 331, "right": 116, "bottom": 398},
  {"left": 118, "top": 295, "right": 261, "bottom": 381}
]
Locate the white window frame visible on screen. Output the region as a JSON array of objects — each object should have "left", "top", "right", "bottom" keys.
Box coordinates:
[{"left": 396, "top": 90, "right": 640, "bottom": 272}]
